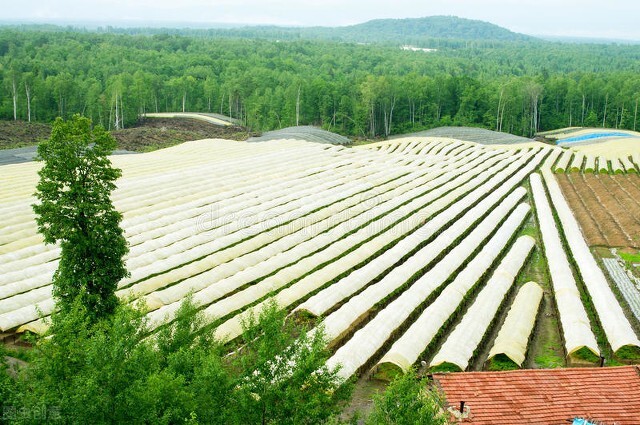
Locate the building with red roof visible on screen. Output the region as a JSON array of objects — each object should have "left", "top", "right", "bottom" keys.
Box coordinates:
[{"left": 432, "top": 366, "right": 640, "bottom": 424}]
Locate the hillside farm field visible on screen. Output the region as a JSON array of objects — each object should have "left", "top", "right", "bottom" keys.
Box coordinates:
[
  {"left": 556, "top": 174, "right": 640, "bottom": 248},
  {"left": 1, "top": 135, "right": 640, "bottom": 382}
]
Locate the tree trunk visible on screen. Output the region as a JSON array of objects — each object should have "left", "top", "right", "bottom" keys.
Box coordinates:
[
  {"left": 581, "top": 94, "right": 586, "bottom": 125},
  {"left": 500, "top": 100, "right": 506, "bottom": 132},
  {"left": 602, "top": 93, "right": 608, "bottom": 127},
  {"left": 369, "top": 100, "right": 376, "bottom": 138},
  {"left": 496, "top": 88, "right": 503, "bottom": 131},
  {"left": 25, "top": 82, "right": 31, "bottom": 122},
  {"left": 295, "top": 85, "right": 301, "bottom": 126},
  {"left": 387, "top": 96, "right": 396, "bottom": 137},
  {"left": 634, "top": 98, "right": 638, "bottom": 131},
  {"left": 114, "top": 92, "right": 120, "bottom": 130},
  {"left": 120, "top": 95, "right": 125, "bottom": 129},
  {"left": 11, "top": 77, "right": 17, "bottom": 121},
  {"left": 182, "top": 92, "right": 186, "bottom": 113},
  {"left": 568, "top": 101, "right": 572, "bottom": 127}
]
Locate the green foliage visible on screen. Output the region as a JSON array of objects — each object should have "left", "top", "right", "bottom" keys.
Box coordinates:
[
  {"left": 572, "top": 347, "right": 601, "bottom": 363},
  {"left": 486, "top": 354, "right": 519, "bottom": 371},
  {"left": 619, "top": 250, "right": 640, "bottom": 264},
  {"left": 366, "top": 370, "right": 448, "bottom": 425},
  {"left": 32, "top": 115, "right": 128, "bottom": 321},
  {"left": 6, "top": 298, "right": 349, "bottom": 424},
  {"left": 615, "top": 345, "right": 640, "bottom": 360},
  {"left": 0, "top": 346, "right": 17, "bottom": 425},
  {"left": 429, "top": 362, "right": 463, "bottom": 373},
  {"left": 232, "top": 301, "right": 352, "bottom": 425},
  {"left": 534, "top": 335, "right": 566, "bottom": 369},
  {"left": 2, "top": 28, "right": 640, "bottom": 138}
]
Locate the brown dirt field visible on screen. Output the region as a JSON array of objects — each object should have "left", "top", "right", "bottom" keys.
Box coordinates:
[
  {"left": 558, "top": 174, "right": 609, "bottom": 246},
  {"left": 0, "top": 120, "right": 52, "bottom": 149},
  {"left": 557, "top": 174, "right": 640, "bottom": 248},
  {"left": 112, "top": 118, "right": 250, "bottom": 151},
  {"left": 0, "top": 118, "right": 252, "bottom": 153}
]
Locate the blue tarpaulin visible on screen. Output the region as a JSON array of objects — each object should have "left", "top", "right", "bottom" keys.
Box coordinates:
[
  {"left": 572, "top": 418, "right": 597, "bottom": 425},
  {"left": 558, "top": 132, "right": 632, "bottom": 145}
]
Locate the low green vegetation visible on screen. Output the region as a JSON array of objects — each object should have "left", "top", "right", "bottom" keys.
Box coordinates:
[
  {"left": 619, "top": 250, "right": 640, "bottom": 266},
  {"left": 365, "top": 370, "right": 448, "bottom": 425},
  {"left": 429, "top": 362, "right": 462, "bottom": 373},
  {"left": 0, "top": 345, "right": 17, "bottom": 423},
  {"left": 615, "top": 345, "right": 640, "bottom": 361},
  {"left": 486, "top": 354, "right": 519, "bottom": 371},
  {"left": 533, "top": 315, "right": 565, "bottom": 369},
  {"left": 2, "top": 299, "right": 351, "bottom": 425},
  {"left": 572, "top": 346, "right": 601, "bottom": 363},
  {"left": 1, "top": 299, "right": 454, "bottom": 424}
]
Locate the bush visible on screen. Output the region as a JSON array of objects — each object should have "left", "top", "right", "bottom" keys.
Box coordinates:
[
  {"left": 6, "top": 298, "right": 350, "bottom": 424},
  {"left": 366, "top": 369, "right": 447, "bottom": 425}
]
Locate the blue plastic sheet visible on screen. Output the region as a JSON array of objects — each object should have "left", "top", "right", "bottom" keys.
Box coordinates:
[
  {"left": 558, "top": 132, "right": 632, "bottom": 145},
  {"left": 572, "top": 418, "right": 597, "bottom": 425}
]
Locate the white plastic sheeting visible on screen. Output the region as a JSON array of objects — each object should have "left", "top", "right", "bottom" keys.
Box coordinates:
[
  {"left": 0, "top": 139, "right": 557, "bottom": 337},
  {"left": 602, "top": 258, "right": 640, "bottom": 322},
  {"left": 296, "top": 148, "right": 545, "bottom": 318},
  {"left": 611, "top": 158, "right": 625, "bottom": 174},
  {"left": 156, "top": 150, "right": 511, "bottom": 335},
  {"left": 597, "top": 156, "right": 610, "bottom": 173},
  {"left": 323, "top": 197, "right": 530, "bottom": 380},
  {"left": 569, "top": 152, "right": 585, "bottom": 172},
  {"left": 0, "top": 141, "right": 408, "bottom": 331},
  {"left": 632, "top": 153, "right": 640, "bottom": 170},
  {"left": 541, "top": 169, "right": 640, "bottom": 353},
  {"left": 584, "top": 155, "right": 596, "bottom": 173},
  {"left": 374, "top": 204, "right": 531, "bottom": 375},
  {"left": 487, "top": 281, "right": 544, "bottom": 366},
  {"left": 530, "top": 173, "right": 600, "bottom": 357},
  {"left": 137, "top": 169, "right": 424, "bottom": 307},
  {"left": 429, "top": 236, "right": 535, "bottom": 371},
  {"left": 213, "top": 152, "right": 553, "bottom": 347},
  {"left": 554, "top": 150, "right": 572, "bottom": 173},
  {"left": 620, "top": 156, "right": 636, "bottom": 173},
  {"left": 1, "top": 162, "right": 404, "bottom": 313}
]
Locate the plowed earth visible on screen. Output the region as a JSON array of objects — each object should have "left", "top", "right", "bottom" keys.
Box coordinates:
[{"left": 556, "top": 173, "right": 640, "bottom": 248}]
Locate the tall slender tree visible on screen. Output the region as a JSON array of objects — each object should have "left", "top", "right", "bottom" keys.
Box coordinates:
[{"left": 33, "top": 114, "right": 129, "bottom": 321}]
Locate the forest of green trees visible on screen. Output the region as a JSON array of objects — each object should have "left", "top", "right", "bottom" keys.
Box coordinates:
[{"left": 1, "top": 26, "right": 640, "bottom": 138}]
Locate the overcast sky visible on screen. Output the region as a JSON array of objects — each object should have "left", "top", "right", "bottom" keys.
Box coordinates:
[{"left": 4, "top": 0, "right": 640, "bottom": 40}]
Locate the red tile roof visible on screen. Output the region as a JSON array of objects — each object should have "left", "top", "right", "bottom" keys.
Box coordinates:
[{"left": 433, "top": 366, "right": 640, "bottom": 425}]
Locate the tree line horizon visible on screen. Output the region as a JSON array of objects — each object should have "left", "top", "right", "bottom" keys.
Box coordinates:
[{"left": 1, "top": 27, "right": 639, "bottom": 139}]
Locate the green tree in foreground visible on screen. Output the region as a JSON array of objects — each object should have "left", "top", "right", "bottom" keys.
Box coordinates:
[
  {"left": 8, "top": 299, "right": 350, "bottom": 424},
  {"left": 32, "top": 114, "right": 128, "bottom": 321},
  {"left": 366, "top": 370, "right": 448, "bottom": 425}
]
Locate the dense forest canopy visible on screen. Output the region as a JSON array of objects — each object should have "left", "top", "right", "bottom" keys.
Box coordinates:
[{"left": 1, "top": 21, "right": 640, "bottom": 138}]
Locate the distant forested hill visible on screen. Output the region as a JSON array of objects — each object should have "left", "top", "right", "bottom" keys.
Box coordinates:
[
  {"left": 52, "top": 16, "right": 534, "bottom": 45},
  {"left": 335, "top": 16, "right": 535, "bottom": 43}
]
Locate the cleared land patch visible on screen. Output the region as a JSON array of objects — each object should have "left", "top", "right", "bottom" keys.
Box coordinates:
[{"left": 556, "top": 173, "right": 640, "bottom": 248}]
